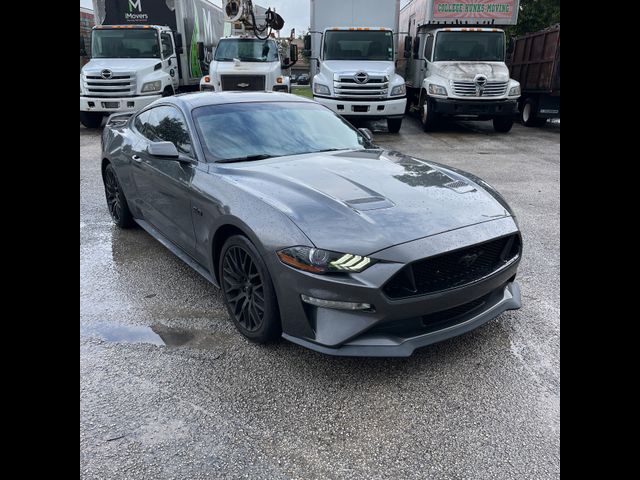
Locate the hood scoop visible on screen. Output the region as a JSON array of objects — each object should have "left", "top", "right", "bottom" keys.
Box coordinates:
[{"left": 345, "top": 196, "right": 395, "bottom": 211}]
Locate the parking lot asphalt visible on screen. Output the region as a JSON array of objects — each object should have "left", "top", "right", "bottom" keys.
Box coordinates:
[{"left": 80, "top": 115, "right": 560, "bottom": 480}]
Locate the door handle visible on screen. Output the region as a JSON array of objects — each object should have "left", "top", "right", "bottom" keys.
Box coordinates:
[{"left": 132, "top": 155, "right": 142, "bottom": 162}]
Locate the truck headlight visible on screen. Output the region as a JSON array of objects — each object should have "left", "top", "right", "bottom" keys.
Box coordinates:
[
  {"left": 141, "top": 81, "right": 162, "bottom": 93},
  {"left": 313, "top": 83, "right": 330, "bottom": 96},
  {"left": 390, "top": 84, "right": 406, "bottom": 96},
  {"left": 509, "top": 85, "right": 521, "bottom": 96},
  {"left": 428, "top": 84, "right": 447, "bottom": 96},
  {"left": 277, "top": 246, "right": 376, "bottom": 274}
]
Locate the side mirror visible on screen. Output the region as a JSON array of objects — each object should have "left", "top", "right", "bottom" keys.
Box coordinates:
[
  {"left": 290, "top": 44, "right": 299, "bottom": 63},
  {"left": 197, "top": 42, "right": 205, "bottom": 62},
  {"left": 358, "top": 128, "right": 373, "bottom": 142},
  {"left": 412, "top": 37, "right": 421, "bottom": 60},
  {"left": 147, "top": 141, "right": 179, "bottom": 158},
  {"left": 304, "top": 34, "right": 311, "bottom": 53},
  {"left": 403, "top": 36, "right": 412, "bottom": 59},
  {"left": 175, "top": 33, "right": 184, "bottom": 54},
  {"left": 80, "top": 36, "right": 87, "bottom": 57}
]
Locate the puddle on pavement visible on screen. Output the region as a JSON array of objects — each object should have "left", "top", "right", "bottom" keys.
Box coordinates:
[{"left": 80, "top": 323, "right": 235, "bottom": 350}]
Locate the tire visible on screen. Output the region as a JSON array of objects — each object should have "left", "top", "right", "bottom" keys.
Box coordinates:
[
  {"left": 493, "top": 116, "right": 514, "bottom": 133},
  {"left": 419, "top": 95, "right": 438, "bottom": 132},
  {"left": 103, "top": 163, "right": 135, "bottom": 228},
  {"left": 80, "top": 111, "right": 104, "bottom": 129},
  {"left": 162, "top": 86, "right": 174, "bottom": 97},
  {"left": 387, "top": 118, "right": 403, "bottom": 133},
  {"left": 219, "top": 235, "right": 281, "bottom": 343},
  {"left": 520, "top": 97, "right": 547, "bottom": 127}
]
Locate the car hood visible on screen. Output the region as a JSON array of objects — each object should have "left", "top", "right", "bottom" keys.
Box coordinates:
[
  {"left": 430, "top": 61, "right": 510, "bottom": 82},
  {"left": 219, "top": 150, "right": 512, "bottom": 255}
]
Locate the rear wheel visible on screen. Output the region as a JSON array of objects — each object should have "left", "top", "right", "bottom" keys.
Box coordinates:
[
  {"left": 103, "top": 164, "right": 135, "bottom": 228},
  {"left": 493, "top": 116, "right": 514, "bottom": 133},
  {"left": 521, "top": 97, "right": 547, "bottom": 127},
  {"left": 387, "top": 118, "right": 403, "bottom": 133},
  {"left": 219, "top": 235, "right": 281, "bottom": 343},
  {"left": 420, "top": 95, "right": 438, "bottom": 132},
  {"left": 80, "top": 111, "right": 104, "bottom": 129}
]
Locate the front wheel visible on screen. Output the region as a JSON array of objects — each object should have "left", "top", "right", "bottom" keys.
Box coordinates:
[
  {"left": 521, "top": 97, "right": 547, "bottom": 127},
  {"left": 420, "top": 95, "right": 438, "bottom": 132},
  {"left": 493, "top": 116, "right": 514, "bottom": 133},
  {"left": 219, "top": 235, "right": 281, "bottom": 343},
  {"left": 80, "top": 111, "right": 104, "bottom": 129},
  {"left": 387, "top": 118, "right": 403, "bottom": 133}
]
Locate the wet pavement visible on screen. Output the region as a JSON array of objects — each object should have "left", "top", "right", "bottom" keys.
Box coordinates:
[{"left": 80, "top": 116, "right": 560, "bottom": 479}]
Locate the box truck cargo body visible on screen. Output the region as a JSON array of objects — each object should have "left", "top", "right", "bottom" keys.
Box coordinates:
[
  {"left": 508, "top": 24, "right": 560, "bottom": 126},
  {"left": 399, "top": 0, "right": 522, "bottom": 133},
  {"left": 80, "top": 0, "right": 224, "bottom": 128},
  {"left": 306, "top": 0, "right": 407, "bottom": 133}
]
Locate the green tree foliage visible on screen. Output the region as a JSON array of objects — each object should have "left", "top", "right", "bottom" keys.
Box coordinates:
[{"left": 506, "top": 0, "right": 560, "bottom": 38}]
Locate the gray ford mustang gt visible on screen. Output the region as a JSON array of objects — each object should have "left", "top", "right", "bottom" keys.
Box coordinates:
[{"left": 101, "top": 91, "right": 522, "bottom": 357}]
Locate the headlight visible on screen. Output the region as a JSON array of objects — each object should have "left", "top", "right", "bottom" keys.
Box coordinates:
[
  {"left": 509, "top": 85, "right": 521, "bottom": 96},
  {"left": 141, "top": 81, "right": 162, "bottom": 93},
  {"left": 313, "top": 83, "right": 330, "bottom": 96},
  {"left": 390, "top": 84, "right": 406, "bottom": 96},
  {"left": 277, "top": 246, "right": 375, "bottom": 274},
  {"left": 428, "top": 84, "right": 447, "bottom": 96}
]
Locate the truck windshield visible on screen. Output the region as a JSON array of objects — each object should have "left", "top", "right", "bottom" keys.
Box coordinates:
[
  {"left": 214, "top": 39, "right": 279, "bottom": 62},
  {"left": 323, "top": 31, "right": 393, "bottom": 61},
  {"left": 433, "top": 32, "right": 505, "bottom": 62},
  {"left": 92, "top": 28, "right": 160, "bottom": 59}
]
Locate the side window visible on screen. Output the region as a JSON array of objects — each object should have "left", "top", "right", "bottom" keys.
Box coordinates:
[
  {"left": 161, "top": 33, "right": 174, "bottom": 58},
  {"left": 134, "top": 109, "right": 153, "bottom": 138},
  {"left": 150, "top": 106, "right": 193, "bottom": 155},
  {"left": 424, "top": 35, "right": 434, "bottom": 61}
]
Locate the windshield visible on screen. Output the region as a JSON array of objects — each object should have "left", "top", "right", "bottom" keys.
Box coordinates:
[
  {"left": 192, "top": 102, "right": 371, "bottom": 162},
  {"left": 91, "top": 28, "right": 160, "bottom": 59},
  {"left": 214, "top": 39, "right": 279, "bottom": 62},
  {"left": 433, "top": 31, "right": 505, "bottom": 62},
  {"left": 323, "top": 30, "right": 393, "bottom": 61}
]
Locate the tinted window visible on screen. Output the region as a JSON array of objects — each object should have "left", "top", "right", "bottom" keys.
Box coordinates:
[
  {"left": 424, "top": 35, "right": 434, "bottom": 61},
  {"left": 192, "top": 102, "right": 370, "bottom": 162},
  {"left": 161, "top": 33, "right": 174, "bottom": 58},
  {"left": 136, "top": 106, "right": 192, "bottom": 155}
]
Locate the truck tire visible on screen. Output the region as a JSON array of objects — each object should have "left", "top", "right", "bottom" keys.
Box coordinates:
[
  {"left": 80, "top": 111, "right": 104, "bottom": 129},
  {"left": 493, "top": 116, "right": 514, "bottom": 133},
  {"left": 162, "top": 86, "right": 174, "bottom": 97},
  {"left": 387, "top": 118, "right": 403, "bottom": 133},
  {"left": 420, "top": 95, "right": 438, "bottom": 132},
  {"left": 521, "top": 97, "right": 547, "bottom": 127}
]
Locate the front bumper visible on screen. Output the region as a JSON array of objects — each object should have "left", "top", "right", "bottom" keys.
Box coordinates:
[
  {"left": 80, "top": 94, "right": 161, "bottom": 113},
  {"left": 433, "top": 98, "right": 518, "bottom": 116},
  {"left": 269, "top": 217, "right": 522, "bottom": 357},
  {"left": 314, "top": 96, "right": 406, "bottom": 119}
]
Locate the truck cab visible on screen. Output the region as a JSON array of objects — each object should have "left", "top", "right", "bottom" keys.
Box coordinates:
[
  {"left": 199, "top": 36, "right": 292, "bottom": 93},
  {"left": 310, "top": 27, "right": 407, "bottom": 133},
  {"left": 405, "top": 27, "right": 521, "bottom": 132},
  {"left": 80, "top": 25, "right": 180, "bottom": 128}
]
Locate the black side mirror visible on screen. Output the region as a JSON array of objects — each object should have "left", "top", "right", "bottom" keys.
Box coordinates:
[
  {"left": 80, "top": 36, "right": 87, "bottom": 57},
  {"left": 303, "top": 34, "right": 311, "bottom": 57},
  {"left": 197, "top": 42, "right": 205, "bottom": 62},
  {"left": 403, "top": 36, "right": 412, "bottom": 59},
  {"left": 175, "top": 33, "right": 184, "bottom": 54},
  {"left": 147, "top": 141, "right": 179, "bottom": 158},
  {"left": 412, "top": 37, "right": 421, "bottom": 60},
  {"left": 290, "top": 44, "right": 299, "bottom": 63}
]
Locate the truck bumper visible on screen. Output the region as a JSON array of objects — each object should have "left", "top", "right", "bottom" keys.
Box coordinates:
[
  {"left": 433, "top": 98, "right": 518, "bottom": 116},
  {"left": 80, "top": 95, "right": 162, "bottom": 114},
  {"left": 314, "top": 96, "right": 406, "bottom": 120}
]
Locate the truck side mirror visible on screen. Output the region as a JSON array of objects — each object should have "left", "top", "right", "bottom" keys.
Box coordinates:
[
  {"left": 290, "top": 44, "right": 299, "bottom": 63},
  {"left": 303, "top": 34, "right": 311, "bottom": 56},
  {"left": 175, "top": 33, "right": 183, "bottom": 54},
  {"left": 403, "top": 36, "right": 412, "bottom": 59},
  {"left": 80, "top": 36, "right": 87, "bottom": 57},
  {"left": 197, "top": 42, "right": 205, "bottom": 62},
  {"left": 412, "top": 37, "right": 421, "bottom": 60}
]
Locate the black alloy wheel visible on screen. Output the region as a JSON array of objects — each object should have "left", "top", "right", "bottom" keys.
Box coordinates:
[{"left": 104, "top": 164, "right": 134, "bottom": 228}]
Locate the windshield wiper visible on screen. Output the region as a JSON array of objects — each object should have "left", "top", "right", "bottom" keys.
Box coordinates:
[{"left": 216, "top": 154, "right": 274, "bottom": 164}]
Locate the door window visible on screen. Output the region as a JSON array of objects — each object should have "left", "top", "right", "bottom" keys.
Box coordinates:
[{"left": 161, "top": 33, "right": 174, "bottom": 59}]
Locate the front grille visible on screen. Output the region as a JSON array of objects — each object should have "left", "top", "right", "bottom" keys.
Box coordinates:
[
  {"left": 383, "top": 234, "right": 521, "bottom": 299},
  {"left": 334, "top": 75, "right": 388, "bottom": 99},
  {"left": 221, "top": 75, "right": 266, "bottom": 91},
  {"left": 452, "top": 81, "right": 508, "bottom": 97},
  {"left": 83, "top": 72, "right": 136, "bottom": 97}
]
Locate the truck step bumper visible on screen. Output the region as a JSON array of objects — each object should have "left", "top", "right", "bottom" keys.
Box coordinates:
[
  {"left": 314, "top": 96, "right": 406, "bottom": 119},
  {"left": 80, "top": 95, "right": 162, "bottom": 114}
]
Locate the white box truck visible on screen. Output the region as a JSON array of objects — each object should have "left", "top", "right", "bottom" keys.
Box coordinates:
[
  {"left": 398, "top": 0, "right": 521, "bottom": 132},
  {"left": 199, "top": 0, "right": 298, "bottom": 93},
  {"left": 304, "top": 0, "right": 407, "bottom": 133},
  {"left": 80, "top": 0, "right": 224, "bottom": 128}
]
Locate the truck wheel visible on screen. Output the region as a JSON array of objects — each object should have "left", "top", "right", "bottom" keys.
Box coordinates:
[
  {"left": 162, "top": 86, "right": 174, "bottom": 97},
  {"left": 387, "top": 118, "right": 403, "bottom": 133},
  {"left": 493, "top": 116, "right": 514, "bottom": 133},
  {"left": 521, "top": 98, "right": 547, "bottom": 127},
  {"left": 80, "top": 111, "right": 104, "bottom": 129},
  {"left": 420, "top": 96, "right": 438, "bottom": 132}
]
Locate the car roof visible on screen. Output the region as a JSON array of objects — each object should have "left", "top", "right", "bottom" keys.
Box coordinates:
[{"left": 166, "top": 91, "right": 316, "bottom": 110}]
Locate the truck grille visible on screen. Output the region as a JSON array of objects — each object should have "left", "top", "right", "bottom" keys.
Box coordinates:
[
  {"left": 383, "top": 234, "right": 521, "bottom": 299},
  {"left": 82, "top": 72, "right": 136, "bottom": 97},
  {"left": 221, "top": 75, "right": 266, "bottom": 91},
  {"left": 334, "top": 75, "right": 389, "bottom": 100},
  {"left": 452, "top": 81, "right": 508, "bottom": 97}
]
